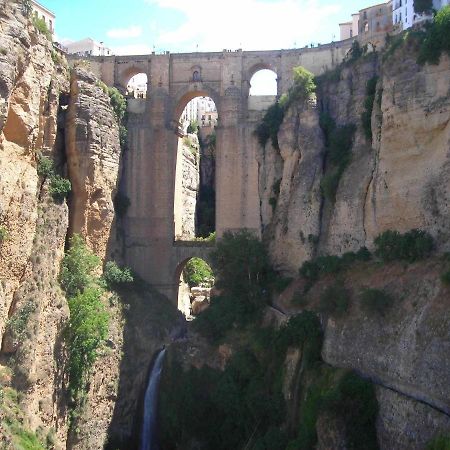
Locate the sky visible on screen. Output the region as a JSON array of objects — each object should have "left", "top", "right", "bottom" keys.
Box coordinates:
[{"left": 44, "top": 0, "right": 377, "bottom": 55}]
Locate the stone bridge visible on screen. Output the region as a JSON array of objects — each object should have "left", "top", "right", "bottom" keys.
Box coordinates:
[{"left": 83, "top": 41, "right": 353, "bottom": 302}]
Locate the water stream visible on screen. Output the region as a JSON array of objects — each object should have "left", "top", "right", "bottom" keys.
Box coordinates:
[{"left": 139, "top": 348, "right": 166, "bottom": 450}]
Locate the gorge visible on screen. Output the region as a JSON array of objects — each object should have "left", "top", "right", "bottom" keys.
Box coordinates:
[{"left": 0, "top": 0, "right": 449, "bottom": 449}]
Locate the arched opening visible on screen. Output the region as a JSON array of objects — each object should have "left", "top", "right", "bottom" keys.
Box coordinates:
[
  {"left": 249, "top": 69, "right": 278, "bottom": 96},
  {"left": 126, "top": 73, "right": 148, "bottom": 99},
  {"left": 248, "top": 68, "right": 278, "bottom": 111},
  {"left": 176, "top": 257, "right": 215, "bottom": 319},
  {"left": 174, "top": 94, "right": 217, "bottom": 241}
]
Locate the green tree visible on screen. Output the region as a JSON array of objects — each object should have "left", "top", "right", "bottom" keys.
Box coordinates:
[
  {"left": 66, "top": 287, "right": 109, "bottom": 400},
  {"left": 60, "top": 234, "right": 101, "bottom": 297},
  {"left": 183, "top": 258, "right": 214, "bottom": 288}
]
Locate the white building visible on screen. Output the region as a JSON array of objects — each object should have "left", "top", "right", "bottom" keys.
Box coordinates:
[
  {"left": 31, "top": 0, "right": 55, "bottom": 35},
  {"left": 393, "top": 0, "right": 450, "bottom": 30},
  {"left": 65, "top": 38, "right": 112, "bottom": 57}
]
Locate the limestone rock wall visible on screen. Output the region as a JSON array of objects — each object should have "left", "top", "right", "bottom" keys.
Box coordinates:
[
  {"left": 65, "top": 67, "right": 121, "bottom": 261},
  {"left": 174, "top": 135, "right": 200, "bottom": 240}
]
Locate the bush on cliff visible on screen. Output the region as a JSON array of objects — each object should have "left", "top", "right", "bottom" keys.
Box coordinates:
[
  {"left": 374, "top": 229, "right": 434, "bottom": 262},
  {"left": 361, "top": 76, "right": 379, "bottom": 141},
  {"left": 254, "top": 66, "right": 316, "bottom": 150},
  {"left": 360, "top": 288, "right": 394, "bottom": 317},
  {"left": 103, "top": 261, "right": 134, "bottom": 288},
  {"left": 418, "top": 6, "right": 450, "bottom": 65},
  {"left": 182, "top": 257, "right": 214, "bottom": 288},
  {"left": 193, "top": 230, "right": 271, "bottom": 341}
]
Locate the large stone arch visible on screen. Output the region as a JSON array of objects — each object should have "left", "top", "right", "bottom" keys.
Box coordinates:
[
  {"left": 117, "top": 63, "right": 149, "bottom": 92},
  {"left": 245, "top": 60, "right": 281, "bottom": 97}
]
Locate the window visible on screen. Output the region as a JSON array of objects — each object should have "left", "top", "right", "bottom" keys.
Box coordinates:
[{"left": 193, "top": 71, "right": 201, "bottom": 82}]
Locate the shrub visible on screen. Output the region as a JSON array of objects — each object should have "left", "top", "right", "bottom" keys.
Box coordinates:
[
  {"left": 49, "top": 175, "right": 71, "bottom": 201},
  {"left": 32, "top": 15, "right": 52, "bottom": 41},
  {"left": 319, "top": 282, "right": 350, "bottom": 317},
  {"left": 418, "top": 6, "right": 450, "bottom": 65},
  {"left": 374, "top": 229, "right": 434, "bottom": 262},
  {"left": 60, "top": 234, "right": 101, "bottom": 297},
  {"left": 113, "top": 192, "right": 130, "bottom": 217},
  {"left": 0, "top": 225, "right": 8, "bottom": 242},
  {"left": 441, "top": 270, "right": 450, "bottom": 285},
  {"left": 7, "top": 300, "right": 36, "bottom": 340},
  {"left": 66, "top": 287, "right": 109, "bottom": 401},
  {"left": 107, "top": 87, "right": 127, "bottom": 123},
  {"left": 319, "top": 116, "right": 356, "bottom": 202},
  {"left": 187, "top": 120, "right": 199, "bottom": 134},
  {"left": 360, "top": 288, "right": 394, "bottom": 316},
  {"left": 361, "top": 76, "right": 379, "bottom": 141},
  {"left": 37, "top": 155, "right": 54, "bottom": 178},
  {"left": 426, "top": 435, "right": 450, "bottom": 450},
  {"left": 21, "top": 0, "right": 32, "bottom": 17},
  {"left": 103, "top": 261, "right": 134, "bottom": 288},
  {"left": 183, "top": 258, "right": 214, "bottom": 288},
  {"left": 254, "top": 102, "right": 285, "bottom": 149}
]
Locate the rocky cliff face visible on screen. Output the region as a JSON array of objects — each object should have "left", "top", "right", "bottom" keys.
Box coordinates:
[
  {"left": 264, "top": 50, "right": 450, "bottom": 274},
  {"left": 258, "top": 45, "right": 450, "bottom": 449}
]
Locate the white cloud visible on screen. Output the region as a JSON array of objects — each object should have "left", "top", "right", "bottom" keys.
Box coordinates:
[
  {"left": 146, "top": 0, "right": 341, "bottom": 51},
  {"left": 107, "top": 25, "right": 143, "bottom": 39}
]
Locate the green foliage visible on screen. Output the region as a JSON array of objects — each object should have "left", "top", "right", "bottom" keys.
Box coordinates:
[
  {"left": 32, "top": 15, "right": 52, "bottom": 40},
  {"left": 441, "top": 270, "right": 450, "bottom": 285},
  {"left": 113, "top": 192, "right": 130, "bottom": 217},
  {"left": 418, "top": 6, "right": 450, "bottom": 65},
  {"left": 348, "top": 40, "right": 364, "bottom": 62},
  {"left": 193, "top": 231, "right": 216, "bottom": 242},
  {"left": 319, "top": 114, "right": 356, "bottom": 202},
  {"left": 360, "top": 288, "right": 394, "bottom": 317},
  {"left": 299, "top": 247, "right": 371, "bottom": 290},
  {"left": 0, "top": 225, "right": 8, "bottom": 242},
  {"left": 60, "top": 234, "right": 101, "bottom": 297},
  {"left": 107, "top": 87, "right": 126, "bottom": 123},
  {"left": 103, "top": 261, "right": 134, "bottom": 288},
  {"left": 7, "top": 300, "right": 36, "bottom": 340},
  {"left": 182, "top": 258, "right": 214, "bottom": 288},
  {"left": 319, "top": 282, "right": 350, "bottom": 317},
  {"left": 321, "top": 372, "right": 379, "bottom": 450},
  {"left": 374, "top": 229, "right": 434, "bottom": 262},
  {"left": 160, "top": 311, "right": 322, "bottom": 450},
  {"left": 194, "top": 230, "right": 271, "bottom": 341},
  {"left": 37, "top": 156, "right": 54, "bottom": 178},
  {"left": 426, "top": 435, "right": 450, "bottom": 450},
  {"left": 49, "top": 175, "right": 71, "bottom": 201},
  {"left": 187, "top": 120, "right": 199, "bottom": 134},
  {"left": 361, "top": 76, "right": 379, "bottom": 141},
  {"left": 254, "top": 102, "right": 285, "bottom": 149},
  {"left": 415, "top": 0, "right": 433, "bottom": 14},
  {"left": 255, "top": 67, "right": 315, "bottom": 150},
  {"left": 66, "top": 287, "right": 109, "bottom": 401}
]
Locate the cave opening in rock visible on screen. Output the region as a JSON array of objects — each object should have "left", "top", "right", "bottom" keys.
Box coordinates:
[
  {"left": 174, "top": 95, "right": 217, "bottom": 241},
  {"left": 175, "top": 257, "right": 215, "bottom": 319}
]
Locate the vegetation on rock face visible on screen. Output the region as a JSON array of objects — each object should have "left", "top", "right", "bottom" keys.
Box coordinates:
[
  {"left": 360, "top": 288, "right": 394, "bottom": 317},
  {"left": 60, "top": 235, "right": 109, "bottom": 409},
  {"left": 0, "top": 225, "right": 9, "bottom": 242},
  {"left": 319, "top": 282, "right": 350, "bottom": 317},
  {"left": 182, "top": 257, "right": 214, "bottom": 288},
  {"left": 193, "top": 230, "right": 272, "bottom": 342},
  {"left": 103, "top": 261, "right": 134, "bottom": 288},
  {"left": 319, "top": 114, "right": 356, "bottom": 202},
  {"left": 361, "top": 76, "right": 379, "bottom": 142},
  {"left": 418, "top": 6, "right": 450, "bottom": 64},
  {"left": 106, "top": 87, "right": 128, "bottom": 150},
  {"left": 255, "top": 67, "right": 316, "bottom": 150},
  {"left": 374, "top": 229, "right": 434, "bottom": 262},
  {"left": 37, "top": 155, "right": 72, "bottom": 202},
  {"left": 426, "top": 434, "right": 450, "bottom": 450},
  {"left": 31, "top": 15, "right": 52, "bottom": 41}
]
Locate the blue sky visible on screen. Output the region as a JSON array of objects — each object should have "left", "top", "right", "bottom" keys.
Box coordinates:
[{"left": 44, "top": 0, "right": 377, "bottom": 55}]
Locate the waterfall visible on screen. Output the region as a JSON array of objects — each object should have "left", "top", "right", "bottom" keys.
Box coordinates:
[{"left": 140, "top": 348, "right": 166, "bottom": 450}]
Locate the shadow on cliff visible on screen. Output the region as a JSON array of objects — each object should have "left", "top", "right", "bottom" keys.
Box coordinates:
[{"left": 103, "top": 275, "right": 182, "bottom": 450}]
